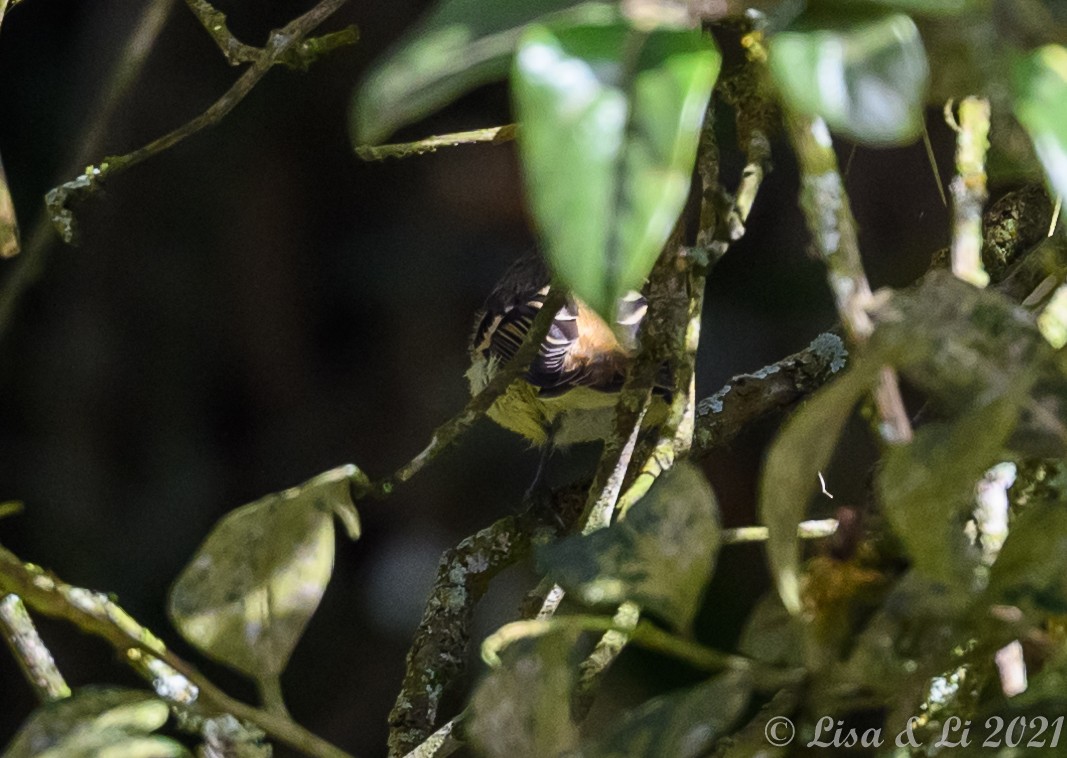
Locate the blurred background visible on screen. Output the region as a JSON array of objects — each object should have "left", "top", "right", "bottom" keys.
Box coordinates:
[{"left": 0, "top": 1, "right": 950, "bottom": 754}]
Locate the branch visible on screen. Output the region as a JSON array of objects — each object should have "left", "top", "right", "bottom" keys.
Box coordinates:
[
  {"left": 0, "top": 544, "right": 355, "bottom": 758},
  {"left": 370, "top": 288, "right": 567, "bottom": 498},
  {"left": 693, "top": 332, "right": 848, "bottom": 455},
  {"left": 948, "top": 97, "right": 992, "bottom": 287},
  {"left": 355, "top": 125, "right": 518, "bottom": 162},
  {"left": 185, "top": 0, "right": 358, "bottom": 70},
  {"left": 45, "top": 0, "right": 357, "bottom": 244},
  {"left": 386, "top": 486, "right": 585, "bottom": 757},
  {"left": 0, "top": 593, "right": 71, "bottom": 702},
  {"left": 785, "top": 112, "right": 913, "bottom": 444}
]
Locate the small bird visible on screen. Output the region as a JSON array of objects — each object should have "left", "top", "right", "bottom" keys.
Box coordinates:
[{"left": 466, "top": 253, "right": 660, "bottom": 447}]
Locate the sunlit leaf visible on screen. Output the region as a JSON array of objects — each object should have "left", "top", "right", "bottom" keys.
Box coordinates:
[
  {"left": 539, "top": 462, "right": 720, "bottom": 631},
  {"left": 759, "top": 360, "right": 880, "bottom": 614},
  {"left": 468, "top": 629, "right": 579, "bottom": 758},
  {"left": 582, "top": 670, "right": 751, "bottom": 758},
  {"left": 168, "top": 466, "right": 360, "bottom": 682},
  {"left": 2, "top": 688, "right": 187, "bottom": 758},
  {"left": 513, "top": 23, "right": 719, "bottom": 319},
  {"left": 351, "top": 0, "right": 615, "bottom": 144},
  {"left": 879, "top": 398, "right": 1018, "bottom": 584},
  {"left": 1013, "top": 45, "right": 1067, "bottom": 200},
  {"left": 769, "top": 11, "right": 928, "bottom": 145}
]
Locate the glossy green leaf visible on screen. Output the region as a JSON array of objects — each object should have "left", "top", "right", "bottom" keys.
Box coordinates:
[
  {"left": 513, "top": 23, "right": 719, "bottom": 319},
  {"left": 769, "top": 11, "right": 929, "bottom": 145},
  {"left": 352, "top": 0, "right": 615, "bottom": 144},
  {"left": 539, "top": 462, "right": 720, "bottom": 631},
  {"left": 2, "top": 688, "right": 187, "bottom": 758},
  {"left": 468, "top": 630, "right": 579, "bottom": 758},
  {"left": 879, "top": 398, "right": 1018, "bottom": 584},
  {"left": 759, "top": 360, "right": 880, "bottom": 614},
  {"left": 582, "top": 670, "right": 751, "bottom": 758},
  {"left": 1013, "top": 45, "right": 1067, "bottom": 200},
  {"left": 168, "top": 465, "right": 359, "bottom": 683}
]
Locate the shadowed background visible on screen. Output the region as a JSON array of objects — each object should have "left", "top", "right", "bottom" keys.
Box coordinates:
[{"left": 0, "top": 1, "right": 948, "bottom": 754}]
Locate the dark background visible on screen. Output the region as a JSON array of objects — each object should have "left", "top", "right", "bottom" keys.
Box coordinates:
[{"left": 0, "top": 1, "right": 950, "bottom": 754}]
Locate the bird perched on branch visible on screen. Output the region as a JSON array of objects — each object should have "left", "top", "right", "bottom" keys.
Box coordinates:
[{"left": 466, "top": 253, "right": 665, "bottom": 447}]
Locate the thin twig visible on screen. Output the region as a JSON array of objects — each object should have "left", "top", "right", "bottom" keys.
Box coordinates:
[
  {"left": 44, "top": 0, "right": 357, "bottom": 244},
  {"left": 0, "top": 545, "right": 355, "bottom": 758},
  {"left": 921, "top": 121, "right": 948, "bottom": 208},
  {"left": 356, "top": 125, "right": 518, "bottom": 161},
  {"left": 185, "top": 0, "right": 358, "bottom": 70},
  {"left": 721, "top": 518, "right": 839, "bottom": 545},
  {"left": 0, "top": 0, "right": 176, "bottom": 335},
  {"left": 0, "top": 593, "right": 71, "bottom": 702},
  {"left": 372, "top": 288, "right": 567, "bottom": 497},
  {"left": 785, "top": 112, "right": 913, "bottom": 445},
  {"left": 949, "top": 97, "right": 991, "bottom": 287}
]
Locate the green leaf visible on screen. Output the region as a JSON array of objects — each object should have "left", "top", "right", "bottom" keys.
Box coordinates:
[
  {"left": 351, "top": 0, "right": 616, "bottom": 144},
  {"left": 737, "top": 592, "right": 803, "bottom": 668},
  {"left": 984, "top": 502, "right": 1067, "bottom": 615},
  {"left": 168, "top": 465, "right": 359, "bottom": 683},
  {"left": 513, "top": 23, "right": 720, "bottom": 319},
  {"left": 1013, "top": 45, "right": 1067, "bottom": 200},
  {"left": 769, "top": 11, "right": 929, "bottom": 145},
  {"left": 468, "top": 629, "right": 580, "bottom": 758},
  {"left": 539, "top": 462, "right": 720, "bottom": 631},
  {"left": 879, "top": 398, "right": 1018, "bottom": 584},
  {"left": 581, "top": 670, "right": 752, "bottom": 758},
  {"left": 2, "top": 688, "right": 187, "bottom": 758},
  {"left": 758, "top": 360, "right": 880, "bottom": 614}
]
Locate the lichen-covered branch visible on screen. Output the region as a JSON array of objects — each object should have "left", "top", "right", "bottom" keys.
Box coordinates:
[
  {"left": 386, "top": 487, "right": 585, "bottom": 757},
  {"left": 355, "top": 125, "right": 518, "bottom": 162},
  {"left": 0, "top": 544, "right": 355, "bottom": 758},
  {"left": 45, "top": 0, "right": 357, "bottom": 244},
  {"left": 0, "top": 594, "right": 70, "bottom": 702},
  {"left": 949, "top": 97, "right": 991, "bottom": 287},
  {"left": 785, "top": 112, "right": 913, "bottom": 444},
  {"left": 693, "top": 332, "right": 848, "bottom": 455}
]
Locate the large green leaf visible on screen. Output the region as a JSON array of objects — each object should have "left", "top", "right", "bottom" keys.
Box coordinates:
[
  {"left": 581, "top": 670, "right": 751, "bottom": 758},
  {"left": 513, "top": 23, "right": 719, "bottom": 319},
  {"left": 468, "top": 630, "right": 579, "bottom": 758},
  {"left": 1013, "top": 44, "right": 1067, "bottom": 200},
  {"left": 758, "top": 359, "right": 881, "bottom": 614},
  {"left": 984, "top": 501, "right": 1067, "bottom": 615},
  {"left": 879, "top": 398, "right": 1018, "bottom": 585},
  {"left": 351, "top": 0, "right": 615, "bottom": 144},
  {"left": 538, "top": 462, "right": 720, "bottom": 631},
  {"left": 2, "top": 688, "right": 187, "bottom": 758},
  {"left": 769, "top": 11, "right": 929, "bottom": 145},
  {"left": 168, "top": 466, "right": 359, "bottom": 684}
]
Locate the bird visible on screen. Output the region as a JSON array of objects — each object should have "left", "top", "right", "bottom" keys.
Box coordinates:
[{"left": 465, "top": 253, "right": 664, "bottom": 447}]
